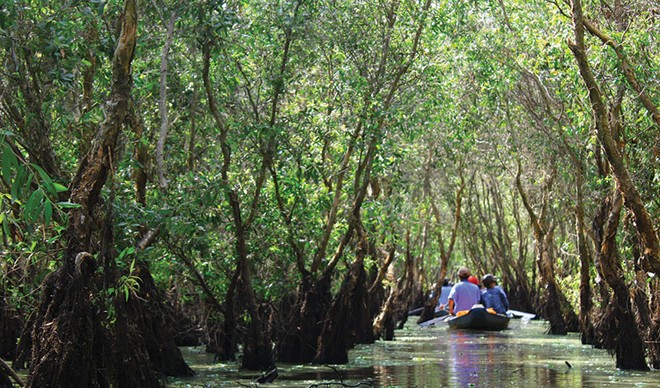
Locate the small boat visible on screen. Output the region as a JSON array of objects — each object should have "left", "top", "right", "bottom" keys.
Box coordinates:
[
  {"left": 446, "top": 305, "right": 510, "bottom": 331},
  {"left": 407, "top": 306, "right": 424, "bottom": 316},
  {"left": 408, "top": 305, "right": 449, "bottom": 318},
  {"left": 418, "top": 314, "right": 451, "bottom": 327},
  {"left": 414, "top": 307, "right": 450, "bottom": 326},
  {"left": 507, "top": 309, "right": 536, "bottom": 320}
]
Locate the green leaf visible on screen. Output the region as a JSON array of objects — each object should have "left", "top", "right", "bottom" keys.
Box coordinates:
[
  {"left": 44, "top": 200, "right": 53, "bottom": 225},
  {"left": 118, "top": 246, "right": 135, "bottom": 260},
  {"left": 10, "top": 166, "right": 26, "bottom": 202},
  {"left": 25, "top": 189, "right": 44, "bottom": 222},
  {"left": 55, "top": 201, "right": 81, "bottom": 209},
  {"left": 1, "top": 144, "right": 17, "bottom": 184},
  {"left": 53, "top": 182, "right": 68, "bottom": 193},
  {"left": 31, "top": 163, "right": 57, "bottom": 195}
]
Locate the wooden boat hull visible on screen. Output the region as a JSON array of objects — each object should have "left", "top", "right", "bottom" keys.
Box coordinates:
[{"left": 447, "top": 307, "right": 510, "bottom": 331}]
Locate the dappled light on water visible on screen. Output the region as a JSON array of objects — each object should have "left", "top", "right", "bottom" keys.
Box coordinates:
[{"left": 169, "top": 319, "right": 658, "bottom": 387}]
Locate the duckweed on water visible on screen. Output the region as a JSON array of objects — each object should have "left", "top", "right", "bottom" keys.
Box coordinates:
[{"left": 169, "top": 319, "right": 659, "bottom": 387}]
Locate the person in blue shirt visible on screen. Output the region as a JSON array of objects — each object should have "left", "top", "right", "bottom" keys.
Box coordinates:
[
  {"left": 448, "top": 267, "right": 481, "bottom": 315},
  {"left": 480, "top": 274, "right": 509, "bottom": 314},
  {"left": 437, "top": 278, "right": 453, "bottom": 310}
]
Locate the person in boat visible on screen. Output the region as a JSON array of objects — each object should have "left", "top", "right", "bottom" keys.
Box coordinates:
[
  {"left": 480, "top": 274, "right": 509, "bottom": 314},
  {"left": 437, "top": 278, "right": 453, "bottom": 310},
  {"left": 447, "top": 267, "right": 481, "bottom": 315}
]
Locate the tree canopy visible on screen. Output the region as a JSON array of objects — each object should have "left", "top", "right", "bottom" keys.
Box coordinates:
[{"left": 1, "top": 0, "right": 659, "bottom": 384}]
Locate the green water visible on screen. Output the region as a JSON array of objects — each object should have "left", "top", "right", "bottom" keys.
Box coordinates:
[{"left": 168, "top": 319, "right": 659, "bottom": 387}]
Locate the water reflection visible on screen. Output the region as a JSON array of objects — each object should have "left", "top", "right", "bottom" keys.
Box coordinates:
[
  {"left": 448, "top": 330, "right": 486, "bottom": 385},
  {"left": 170, "top": 319, "right": 659, "bottom": 387}
]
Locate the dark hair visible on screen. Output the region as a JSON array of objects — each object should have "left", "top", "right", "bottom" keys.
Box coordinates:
[
  {"left": 442, "top": 278, "right": 449, "bottom": 287},
  {"left": 482, "top": 274, "right": 496, "bottom": 286}
]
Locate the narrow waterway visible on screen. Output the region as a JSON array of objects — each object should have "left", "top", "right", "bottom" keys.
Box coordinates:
[{"left": 169, "top": 318, "right": 659, "bottom": 387}]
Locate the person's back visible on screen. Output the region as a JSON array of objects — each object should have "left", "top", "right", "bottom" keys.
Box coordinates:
[
  {"left": 437, "top": 279, "right": 452, "bottom": 308},
  {"left": 480, "top": 274, "right": 509, "bottom": 314},
  {"left": 448, "top": 267, "right": 481, "bottom": 315},
  {"left": 438, "top": 285, "right": 452, "bottom": 307}
]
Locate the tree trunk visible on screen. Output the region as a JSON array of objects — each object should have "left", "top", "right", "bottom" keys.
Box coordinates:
[
  {"left": 536, "top": 229, "right": 568, "bottom": 335},
  {"left": 276, "top": 274, "right": 332, "bottom": 363},
  {"left": 156, "top": 13, "right": 177, "bottom": 190},
  {"left": 351, "top": 262, "right": 375, "bottom": 346},
  {"left": 202, "top": 39, "right": 274, "bottom": 371},
  {"left": 370, "top": 245, "right": 401, "bottom": 340},
  {"left": 509, "top": 192, "right": 535, "bottom": 312},
  {"left": 125, "top": 263, "right": 193, "bottom": 377},
  {"left": 26, "top": 2, "right": 190, "bottom": 385},
  {"left": 570, "top": 0, "right": 660, "bottom": 287},
  {"left": 373, "top": 286, "right": 399, "bottom": 341},
  {"left": 374, "top": 247, "right": 414, "bottom": 340},
  {"left": 419, "top": 170, "right": 464, "bottom": 323},
  {"left": 631, "top": 269, "right": 659, "bottom": 368},
  {"left": 591, "top": 187, "right": 648, "bottom": 370},
  {"left": 401, "top": 229, "right": 423, "bottom": 329},
  {"left": 287, "top": 0, "right": 433, "bottom": 363},
  {"left": 0, "top": 298, "right": 20, "bottom": 361},
  {"left": 278, "top": 116, "right": 360, "bottom": 362},
  {"left": 28, "top": 1, "right": 139, "bottom": 384},
  {"left": 354, "top": 244, "right": 390, "bottom": 345},
  {"left": 236, "top": 237, "right": 274, "bottom": 370},
  {"left": 516, "top": 165, "right": 567, "bottom": 334},
  {"left": 129, "top": 103, "right": 148, "bottom": 207},
  {"left": 576, "top": 202, "right": 595, "bottom": 344},
  {"left": 313, "top": 120, "right": 378, "bottom": 361},
  {"left": 314, "top": 253, "right": 368, "bottom": 364},
  {"left": 515, "top": 64, "right": 595, "bottom": 334},
  {"left": 28, "top": 253, "right": 131, "bottom": 387},
  {"left": 207, "top": 268, "right": 239, "bottom": 361},
  {"left": 570, "top": 0, "right": 659, "bottom": 367}
]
